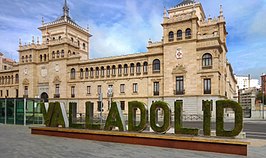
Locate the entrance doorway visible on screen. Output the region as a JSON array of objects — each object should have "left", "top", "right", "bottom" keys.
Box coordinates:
[{"left": 40, "top": 92, "right": 49, "bottom": 102}]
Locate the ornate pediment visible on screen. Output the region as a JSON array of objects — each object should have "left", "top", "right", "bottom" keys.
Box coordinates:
[
  {"left": 172, "top": 65, "right": 187, "bottom": 74},
  {"left": 53, "top": 76, "right": 61, "bottom": 84},
  {"left": 22, "top": 78, "right": 29, "bottom": 85}
]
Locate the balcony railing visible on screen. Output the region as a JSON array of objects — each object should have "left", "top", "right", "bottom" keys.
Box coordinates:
[
  {"left": 174, "top": 90, "right": 185, "bottom": 95},
  {"left": 154, "top": 91, "right": 159, "bottom": 96},
  {"left": 54, "top": 94, "right": 60, "bottom": 98}
]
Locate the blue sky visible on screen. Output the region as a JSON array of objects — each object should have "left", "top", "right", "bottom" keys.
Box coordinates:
[{"left": 0, "top": 0, "right": 265, "bottom": 80}]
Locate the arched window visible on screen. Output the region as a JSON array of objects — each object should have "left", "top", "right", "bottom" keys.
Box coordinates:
[
  {"left": 21, "top": 56, "right": 24, "bottom": 63},
  {"left": 106, "top": 66, "right": 110, "bottom": 77},
  {"left": 53, "top": 37, "right": 55, "bottom": 40},
  {"left": 46, "top": 38, "right": 49, "bottom": 43},
  {"left": 71, "top": 37, "right": 74, "bottom": 43},
  {"left": 5, "top": 76, "right": 7, "bottom": 84},
  {"left": 59, "top": 36, "right": 61, "bottom": 40},
  {"left": 177, "top": 30, "right": 182, "bottom": 40},
  {"left": 101, "top": 66, "right": 105, "bottom": 77},
  {"left": 70, "top": 68, "right": 76, "bottom": 79},
  {"left": 52, "top": 51, "right": 55, "bottom": 58},
  {"left": 83, "top": 43, "right": 86, "bottom": 50},
  {"left": 168, "top": 31, "right": 174, "bottom": 42},
  {"left": 11, "top": 75, "right": 13, "bottom": 84},
  {"left": 85, "top": 68, "right": 89, "bottom": 79},
  {"left": 25, "top": 55, "right": 28, "bottom": 62},
  {"left": 80, "top": 68, "right": 84, "bottom": 79},
  {"left": 202, "top": 53, "right": 212, "bottom": 68},
  {"left": 130, "top": 63, "right": 134, "bottom": 75},
  {"left": 136, "top": 63, "right": 141, "bottom": 74},
  {"left": 44, "top": 54, "right": 47, "bottom": 61},
  {"left": 95, "top": 67, "right": 99, "bottom": 77},
  {"left": 29, "top": 55, "right": 32, "bottom": 62},
  {"left": 112, "top": 65, "right": 116, "bottom": 76},
  {"left": 143, "top": 62, "right": 148, "bottom": 74},
  {"left": 118, "top": 65, "right": 122, "bottom": 76},
  {"left": 153, "top": 59, "right": 160, "bottom": 73},
  {"left": 90, "top": 67, "right": 94, "bottom": 77},
  {"left": 61, "top": 50, "right": 64, "bottom": 57},
  {"left": 40, "top": 55, "right": 43, "bottom": 62},
  {"left": 185, "top": 28, "right": 191, "bottom": 38},
  {"left": 2, "top": 76, "right": 4, "bottom": 84},
  {"left": 57, "top": 50, "right": 60, "bottom": 58},
  {"left": 124, "top": 64, "right": 128, "bottom": 75},
  {"left": 78, "top": 40, "right": 80, "bottom": 47},
  {"left": 15, "top": 74, "right": 19, "bottom": 83}
]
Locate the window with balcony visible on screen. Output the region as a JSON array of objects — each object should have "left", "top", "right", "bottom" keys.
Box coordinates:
[
  {"left": 153, "top": 59, "right": 160, "bottom": 73},
  {"left": 185, "top": 28, "right": 191, "bottom": 38},
  {"left": 143, "top": 62, "right": 148, "bottom": 74},
  {"left": 70, "top": 68, "right": 75, "bottom": 79},
  {"left": 112, "top": 65, "right": 116, "bottom": 76},
  {"left": 202, "top": 53, "right": 212, "bottom": 68},
  {"left": 177, "top": 30, "right": 182, "bottom": 40},
  {"left": 80, "top": 68, "right": 84, "bottom": 79},
  {"left": 97, "top": 85, "right": 102, "bottom": 95},
  {"left": 204, "top": 79, "right": 211, "bottom": 94},
  {"left": 87, "top": 86, "right": 91, "bottom": 94},
  {"left": 85, "top": 68, "right": 89, "bottom": 78},
  {"left": 71, "top": 86, "right": 75, "bottom": 98},
  {"left": 95, "top": 67, "right": 99, "bottom": 77},
  {"left": 101, "top": 66, "right": 105, "bottom": 77},
  {"left": 90, "top": 67, "right": 94, "bottom": 78},
  {"left": 136, "top": 63, "right": 141, "bottom": 74},
  {"left": 120, "top": 84, "right": 125, "bottom": 93},
  {"left": 124, "top": 64, "right": 128, "bottom": 75},
  {"left": 168, "top": 31, "right": 174, "bottom": 42},
  {"left": 154, "top": 82, "right": 159, "bottom": 96},
  {"left": 133, "top": 83, "right": 138, "bottom": 93},
  {"left": 130, "top": 63, "right": 134, "bottom": 75},
  {"left": 176, "top": 76, "right": 184, "bottom": 95},
  {"left": 106, "top": 66, "right": 110, "bottom": 77},
  {"left": 118, "top": 65, "right": 122, "bottom": 76},
  {"left": 54, "top": 84, "right": 60, "bottom": 98}
]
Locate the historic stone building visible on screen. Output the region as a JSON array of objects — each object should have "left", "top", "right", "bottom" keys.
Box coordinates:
[{"left": 0, "top": 0, "right": 237, "bottom": 115}]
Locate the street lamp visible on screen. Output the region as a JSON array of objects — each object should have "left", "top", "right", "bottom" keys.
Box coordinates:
[
  {"left": 261, "top": 73, "right": 265, "bottom": 119},
  {"left": 107, "top": 87, "right": 113, "bottom": 110}
]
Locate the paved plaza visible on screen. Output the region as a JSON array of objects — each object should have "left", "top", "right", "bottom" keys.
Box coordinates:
[{"left": 0, "top": 124, "right": 266, "bottom": 158}]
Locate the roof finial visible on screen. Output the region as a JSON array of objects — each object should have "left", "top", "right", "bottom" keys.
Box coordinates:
[
  {"left": 219, "top": 5, "right": 223, "bottom": 17},
  {"left": 163, "top": 7, "right": 167, "bottom": 18},
  {"left": 63, "top": 0, "right": 69, "bottom": 17},
  {"left": 42, "top": 17, "right": 44, "bottom": 25}
]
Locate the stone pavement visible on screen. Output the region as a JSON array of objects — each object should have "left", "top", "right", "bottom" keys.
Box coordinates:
[{"left": 0, "top": 124, "right": 266, "bottom": 158}]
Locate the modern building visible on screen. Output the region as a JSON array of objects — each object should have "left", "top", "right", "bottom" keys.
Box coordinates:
[
  {"left": 0, "top": 0, "right": 237, "bottom": 115},
  {"left": 235, "top": 75, "right": 260, "bottom": 90}
]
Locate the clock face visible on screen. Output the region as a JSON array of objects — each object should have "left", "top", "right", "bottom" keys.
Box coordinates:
[{"left": 176, "top": 49, "right": 183, "bottom": 59}]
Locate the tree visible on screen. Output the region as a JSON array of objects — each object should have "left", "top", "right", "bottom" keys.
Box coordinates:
[{"left": 256, "top": 91, "right": 266, "bottom": 104}]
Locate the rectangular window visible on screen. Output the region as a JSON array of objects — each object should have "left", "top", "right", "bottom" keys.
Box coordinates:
[
  {"left": 120, "top": 101, "right": 125, "bottom": 110},
  {"left": 97, "top": 85, "right": 102, "bottom": 94},
  {"left": 97, "top": 101, "right": 103, "bottom": 112},
  {"left": 154, "top": 82, "right": 159, "bottom": 96},
  {"left": 108, "top": 85, "right": 113, "bottom": 97},
  {"left": 55, "top": 84, "right": 60, "bottom": 95},
  {"left": 120, "top": 84, "right": 125, "bottom": 93},
  {"left": 87, "top": 86, "right": 91, "bottom": 94},
  {"left": 71, "top": 86, "right": 75, "bottom": 98},
  {"left": 176, "top": 76, "right": 184, "bottom": 94},
  {"left": 54, "top": 84, "right": 60, "bottom": 98},
  {"left": 133, "top": 83, "right": 138, "bottom": 93},
  {"left": 24, "top": 86, "right": 28, "bottom": 96},
  {"left": 204, "top": 79, "right": 211, "bottom": 94},
  {"left": 16, "top": 89, "right": 18, "bottom": 98}
]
